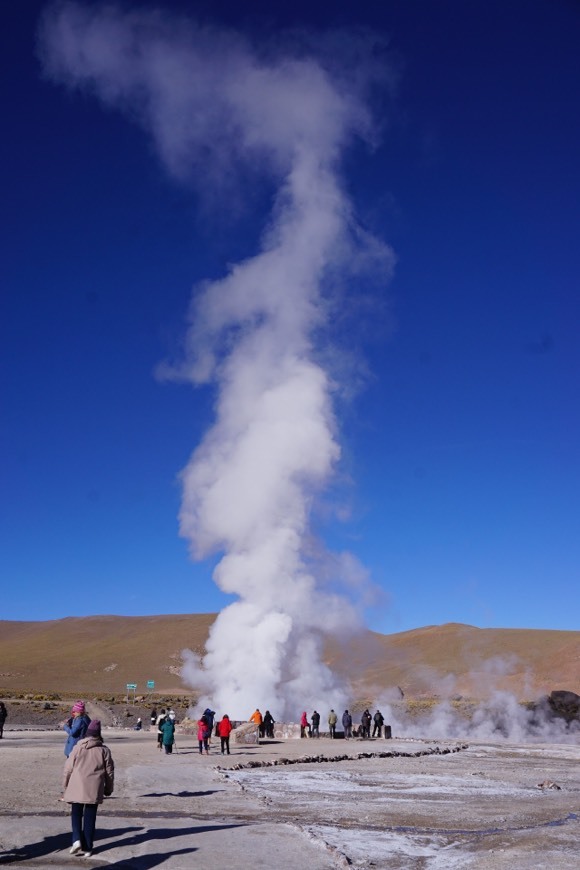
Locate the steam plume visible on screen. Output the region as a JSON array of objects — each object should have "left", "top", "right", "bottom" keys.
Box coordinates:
[{"left": 39, "top": 3, "right": 393, "bottom": 718}]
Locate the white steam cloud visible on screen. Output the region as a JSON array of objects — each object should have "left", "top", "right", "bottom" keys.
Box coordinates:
[{"left": 39, "top": 3, "right": 393, "bottom": 718}]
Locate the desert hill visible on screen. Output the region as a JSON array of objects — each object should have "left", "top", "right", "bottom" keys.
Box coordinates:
[{"left": 0, "top": 615, "right": 578, "bottom": 699}]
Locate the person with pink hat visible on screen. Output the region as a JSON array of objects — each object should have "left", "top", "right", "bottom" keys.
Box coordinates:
[{"left": 62, "top": 700, "right": 91, "bottom": 757}]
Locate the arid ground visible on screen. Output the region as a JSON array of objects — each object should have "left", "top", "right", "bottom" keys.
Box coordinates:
[{"left": 0, "top": 727, "right": 578, "bottom": 868}]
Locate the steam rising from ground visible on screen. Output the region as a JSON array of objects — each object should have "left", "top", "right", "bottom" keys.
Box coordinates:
[{"left": 40, "top": 3, "right": 393, "bottom": 718}]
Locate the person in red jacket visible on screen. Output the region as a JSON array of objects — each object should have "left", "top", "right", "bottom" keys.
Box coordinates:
[
  {"left": 217, "top": 714, "right": 233, "bottom": 755},
  {"left": 197, "top": 716, "right": 210, "bottom": 755}
]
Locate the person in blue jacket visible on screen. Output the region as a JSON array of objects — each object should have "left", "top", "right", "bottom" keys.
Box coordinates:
[{"left": 63, "top": 701, "right": 91, "bottom": 757}]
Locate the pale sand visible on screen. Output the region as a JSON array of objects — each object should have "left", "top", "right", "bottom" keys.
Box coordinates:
[{"left": 0, "top": 729, "right": 578, "bottom": 868}]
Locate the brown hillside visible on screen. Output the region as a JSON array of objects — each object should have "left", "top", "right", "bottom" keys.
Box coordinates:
[
  {"left": 338, "top": 623, "right": 580, "bottom": 700},
  {"left": 0, "top": 614, "right": 215, "bottom": 695},
  {"left": 0, "top": 616, "right": 578, "bottom": 699}
]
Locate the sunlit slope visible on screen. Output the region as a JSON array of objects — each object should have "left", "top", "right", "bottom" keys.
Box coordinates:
[{"left": 1, "top": 616, "right": 578, "bottom": 697}]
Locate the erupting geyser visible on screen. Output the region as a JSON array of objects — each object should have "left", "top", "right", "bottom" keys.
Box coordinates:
[{"left": 39, "top": 3, "right": 393, "bottom": 718}]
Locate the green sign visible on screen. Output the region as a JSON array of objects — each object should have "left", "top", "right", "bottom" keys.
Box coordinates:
[
  {"left": 146, "top": 680, "right": 155, "bottom": 689},
  {"left": 126, "top": 683, "right": 137, "bottom": 690}
]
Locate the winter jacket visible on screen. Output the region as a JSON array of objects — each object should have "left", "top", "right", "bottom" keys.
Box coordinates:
[
  {"left": 161, "top": 719, "right": 175, "bottom": 746},
  {"left": 342, "top": 712, "right": 352, "bottom": 728},
  {"left": 249, "top": 710, "right": 262, "bottom": 725},
  {"left": 328, "top": 711, "right": 338, "bottom": 726},
  {"left": 218, "top": 716, "right": 233, "bottom": 737},
  {"left": 300, "top": 712, "right": 309, "bottom": 727},
  {"left": 63, "top": 736, "right": 114, "bottom": 804},
  {"left": 63, "top": 714, "right": 91, "bottom": 757},
  {"left": 197, "top": 719, "right": 210, "bottom": 741}
]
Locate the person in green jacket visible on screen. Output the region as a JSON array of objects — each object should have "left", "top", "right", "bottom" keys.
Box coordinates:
[
  {"left": 161, "top": 717, "right": 175, "bottom": 754},
  {"left": 328, "top": 709, "right": 338, "bottom": 738}
]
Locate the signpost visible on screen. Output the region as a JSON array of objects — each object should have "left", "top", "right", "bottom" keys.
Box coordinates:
[
  {"left": 126, "top": 683, "right": 137, "bottom": 704},
  {"left": 146, "top": 680, "right": 155, "bottom": 690}
]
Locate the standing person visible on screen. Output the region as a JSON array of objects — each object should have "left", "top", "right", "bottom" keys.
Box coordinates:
[
  {"left": 0, "top": 701, "right": 7, "bottom": 738},
  {"left": 218, "top": 714, "right": 233, "bottom": 755},
  {"left": 197, "top": 715, "right": 210, "bottom": 755},
  {"left": 63, "top": 701, "right": 91, "bottom": 757},
  {"left": 372, "top": 709, "right": 384, "bottom": 738},
  {"left": 361, "top": 709, "right": 372, "bottom": 738},
  {"left": 328, "top": 709, "right": 337, "bottom": 739},
  {"left": 203, "top": 708, "right": 215, "bottom": 744},
  {"left": 263, "top": 710, "right": 275, "bottom": 739},
  {"left": 300, "top": 711, "right": 309, "bottom": 738},
  {"left": 249, "top": 708, "right": 263, "bottom": 738},
  {"left": 150, "top": 708, "right": 157, "bottom": 728},
  {"left": 342, "top": 709, "right": 352, "bottom": 739},
  {"left": 155, "top": 709, "right": 167, "bottom": 751},
  {"left": 62, "top": 720, "right": 114, "bottom": 857},
  {"left": 311, "top": 710, "right": 320, "bottom": 738},
  {"left": 160, "top": 716, "right": 175, "bottom": 754}
]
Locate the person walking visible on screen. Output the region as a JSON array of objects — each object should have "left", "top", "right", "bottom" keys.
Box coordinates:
[
  {"left": 62, "top": 719, "right": 114, "bottom": 857},
  {"left": 328, "top": 709, "right": 337, "bottom": 738},
  {"left": 300, "top": 711, "right": 309, "bottom": 738},
  {"left": 218, "top": 714, "right": 233, "bottom": 754},
  {"left": 63, "top": 701, "right": 91, "bottom": 757},
  {"left": 311, "top": 710, "right": 320, "bottom": 738},
  {"left": 342, "top": 709, "right": 352, "bottom": 739},
  {"left": 150, "top": 708, "right": 157, "bottom": 728},
  {"left": 372, "top": 709, "right": 384, "bottom": 738},
  {"left": 0, "top": 701, "right": 7, "bottom": 739},
  {"left": 160, "top": 716, "right": 175, "bottom": 754}
]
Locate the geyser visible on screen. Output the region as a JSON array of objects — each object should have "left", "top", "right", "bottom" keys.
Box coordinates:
[{"left": 39, "top": 3, "right": 393, "bottom": 718}]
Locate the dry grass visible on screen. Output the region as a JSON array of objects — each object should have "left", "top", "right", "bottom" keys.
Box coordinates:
[{"left": 0, "top": 615, "right": 578, "bottom": 700}]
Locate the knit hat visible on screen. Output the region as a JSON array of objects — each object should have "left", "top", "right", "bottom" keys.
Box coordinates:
[
  {"left": 86, "top": 719, "right": 101, "bottom": 737},
  {"left": 71, "top": 701, "right": 85, "bottom": 715}
]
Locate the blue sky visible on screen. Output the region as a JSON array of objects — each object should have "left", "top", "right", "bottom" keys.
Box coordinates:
[{"left": 2, "top": 0, "right": 579, "bottom": 634}]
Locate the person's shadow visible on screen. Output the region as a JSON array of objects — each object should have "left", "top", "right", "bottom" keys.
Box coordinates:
[
  {"left": 0, "top": 822, "right": 246, "bottom": 868},
  {"left": 140, "top": 790, "right": 220, "bottom": 798},
  {"left": 0, "top": 826, "right": 141, "bottom": 864}
]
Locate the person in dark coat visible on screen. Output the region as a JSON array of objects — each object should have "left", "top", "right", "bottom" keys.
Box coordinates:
[
  {"left": 311, "top": 710, "right": 320, "bottom": 738},
  {"left": 263, "top": 710, "right": 275, "bottom": 739},
  {"left": 203, "top": 708, "right": 216, "bottom": 745},
  {"left": 372, "top": 709, "right": 384, "bottom": 737},
  {"left": 342, "top": 709, "right": 352, "bottom": 739},
  {"left": 0, "top": 701, "right": 7, "bottom": 738},
  {"left": 361, "top": 709, "right": 372, "bottom": 738}
]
